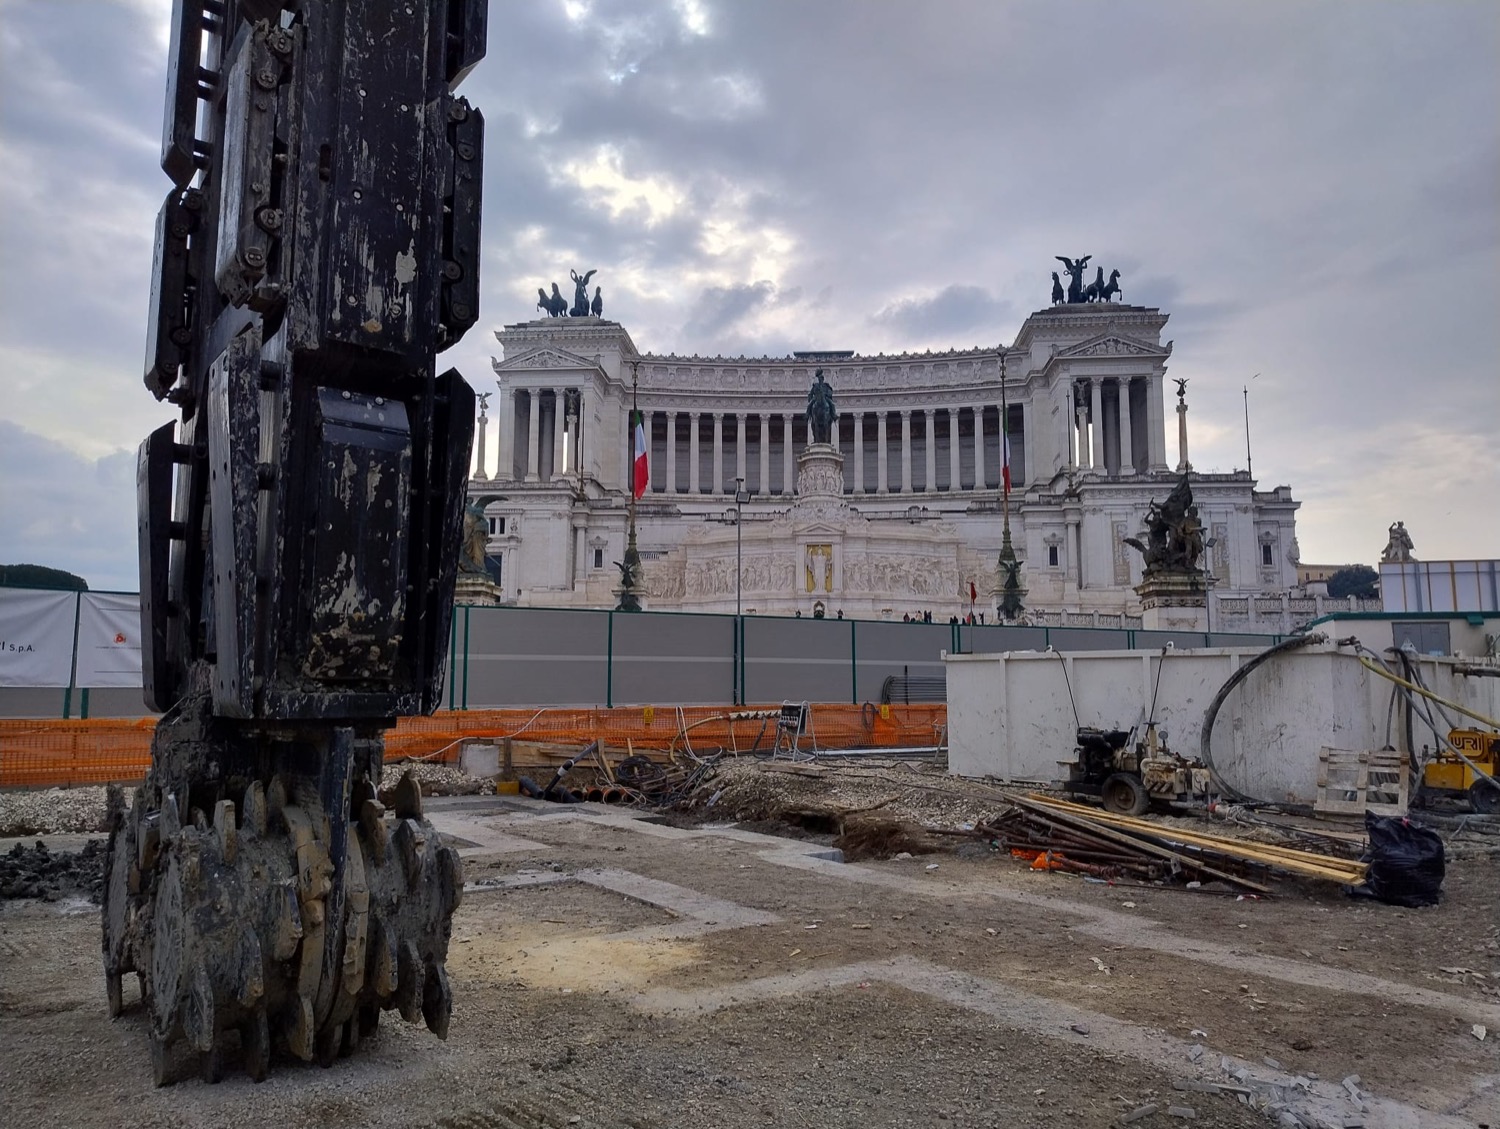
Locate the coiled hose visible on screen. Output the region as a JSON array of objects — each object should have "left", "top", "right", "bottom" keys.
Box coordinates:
[{"left": 1198, "top": 632, "right": 1328, "bottom": 804}]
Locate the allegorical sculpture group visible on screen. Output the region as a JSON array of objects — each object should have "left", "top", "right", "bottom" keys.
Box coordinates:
[
  {"left": 1123, "top": 475, "right": 1206, "bottom": 577},
  {"left": 537, "top": 268, "right": 604, "bottom": 318},
  {"left": 1052, "top": 255, "right": 1123, "bottom": 305}
]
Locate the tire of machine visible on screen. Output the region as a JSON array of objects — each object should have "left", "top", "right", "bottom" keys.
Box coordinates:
[
  {"left": 1101, "top": 772, "right": 1151, "bottom": 816},
  {"left": 1470, "top": 779, "right": 1500, "bottom": 816}
]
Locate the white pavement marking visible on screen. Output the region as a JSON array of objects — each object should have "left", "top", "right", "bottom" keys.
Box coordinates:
[
  {"left": 464, "top": 865, "right": 779, "bottom": 941},
  {"left": 764, "top": 850, "right": 1500, "bottom": 1030},
  {"left": 442, "top": 803, "right": 1500, "bottom": 1029},
  {"left": 631, "top": 956, "right": 1480, "bottom": 1129}
]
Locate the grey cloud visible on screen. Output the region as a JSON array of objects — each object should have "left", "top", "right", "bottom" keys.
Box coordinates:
[
  {"left": 0, "top": 422, "right": 138, "bottom": 592},
  {"left": 681, "top": 280, "right": 777, "bottom": 339},
  {"left": 870, "top": 286, "right": 1012, "bottom": 342},
  {"left": 2, "top": 0, "right": 1498, "bottom": 578}
]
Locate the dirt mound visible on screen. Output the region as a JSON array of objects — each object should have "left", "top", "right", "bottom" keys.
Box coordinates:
[{"left": 0, "top": 839, "right": 106, "bottom": 902}]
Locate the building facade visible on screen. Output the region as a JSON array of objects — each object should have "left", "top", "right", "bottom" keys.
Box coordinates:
[{"left": 477, "top": 300, "right": 1302, "bottom": 624}]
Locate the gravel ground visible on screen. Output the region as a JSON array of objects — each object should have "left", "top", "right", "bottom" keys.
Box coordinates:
[
  {"left": 0, "top": 797, "right": 1494, "bottom": 1128},
  {"left": 0, "top": 761, "right": 485, "bottom": 838}
]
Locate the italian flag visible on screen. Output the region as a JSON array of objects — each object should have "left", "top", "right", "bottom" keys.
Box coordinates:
[
  {"left": 1002, "top": 429, "right": 1012, "bottom": 495},
  {"left": 631, "top": 409, "right": 649, "bottom": 499}
]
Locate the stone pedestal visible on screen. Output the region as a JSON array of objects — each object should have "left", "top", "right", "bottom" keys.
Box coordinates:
[
  {"left": 453, "top": 573, "right": 500, "bottom": 606},
  {"left": 796, "top": 442, "right": 845, "bottom": 499},
  {"left": 1136, "top": 571, "right": 1208, "bottom": 632}
]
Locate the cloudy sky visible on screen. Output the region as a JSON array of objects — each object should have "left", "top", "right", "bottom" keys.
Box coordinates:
[{"left": 1, "top": 0, "right": 1495, "bottom": 591}]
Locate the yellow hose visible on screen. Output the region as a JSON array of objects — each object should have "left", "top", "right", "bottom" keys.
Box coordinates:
[{"left": 1357, "top": 657, "right": 1500, "bottom": 729}]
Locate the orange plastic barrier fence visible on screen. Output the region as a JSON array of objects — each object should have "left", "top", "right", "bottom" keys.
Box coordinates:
[{"left": 1, "top": 704, "right": 947, "bottom": 790}]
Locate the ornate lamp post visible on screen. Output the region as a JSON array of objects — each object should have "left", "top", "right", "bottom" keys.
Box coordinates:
[
  {"left": 997, "top": 349, "right": 1027, "bottom": 622},
  {"left": 734, "top": 475, "right": 749, "bottom": 618},
  {"left": 615, "top": 362, "right": 643, "bottom": 612}
]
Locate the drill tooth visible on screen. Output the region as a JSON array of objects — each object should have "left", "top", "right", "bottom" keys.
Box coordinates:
[
  {"left": 422, "top": 960, "right": 453, "bottom": 1040},
  {"left": 241, "top": 780, "right": 267, "bottom": 837}
]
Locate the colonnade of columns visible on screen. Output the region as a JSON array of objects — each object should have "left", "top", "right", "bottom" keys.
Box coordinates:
[
  {"left": 1067, "top": 375, "right": 1164, "bottom": 476},
  {"left": 635, "top": 403, "right": 1028, "bottom": 496},
  {"left": 496, "top": 387, "right": 585, "bottom": 483}
]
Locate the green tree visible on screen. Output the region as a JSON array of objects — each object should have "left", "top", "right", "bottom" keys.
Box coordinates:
[
  {"left": 0, "top": 564, "right": 89, "bottom": 590},
  {"left": 1326, "top": 564, "right": 1378, "bottom": 600}
]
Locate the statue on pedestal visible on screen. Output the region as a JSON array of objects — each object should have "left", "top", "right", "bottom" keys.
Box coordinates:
[
  {"left": 1381, "top": 521, "right": 1415, "bottom": 563},
  {"left": 806, "top": 368, "right": 837, "bottom": 444},
  {"left": 569, "top": 268, "right": 597, "bottom": 317},
  {"left": 459, "top": 499, "right": 489, "bottom": 574},
  {"left": 1123, "top": 475, "right": 1205, "bottom": 576}
]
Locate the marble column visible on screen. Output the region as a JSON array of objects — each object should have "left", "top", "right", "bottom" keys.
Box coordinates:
[
  {"left": 1117, "top": 379, "right": 1134, "bottom": 474},
  {"left": 973, "top": 405, "right": 985, "bottom": 490},
  {"left": 876, "top": 411, "right": 889, "bottom": 494},
  {"left": 852, "top": 412, "right": 864, "bottom": 494},
  {"left": 732, "top": 412, "right": 745, "bottom": 490},
  {"left": 550, "top": 392, "right": 566, "bottom": 481},
  {"left": 923, "top": 409, "right": 937, "bottom": 492},
  {"left": 494, "top": 383, "right": 511, "bottom": 481},
  {"left": 665, "top": 411, "right": 677, "bottom": 493},
  {"left": 1177, "top": 396, "right": 1192, "bottom": 472},
  {"left": 573, "top": 395, "right": 585, "bottom": 479},
  {"left": 900, "top": 409, "right": 913, "bottom": 494},
  {"left": 1090, "top": 378, "right": 1105, "bottom": 470},
  {"left": 525, "top": 386, "right": 541, "bottom": 482},
  {"left": 758, "top": 412, "right": 771, "bottom": 495},
  {"left": 473, "top": 399, "right": 489, "bottom": 480},
  {"left": 689, "top": 412, "right": 701, "bottom": 494},
  {"left": 947, "top": 407, "right": 960, "bottom": 493},
  {"left": 1074, "top": 386, "right": 1089, "bottom": 470},
  {"left": 783, "top": 414, "right": 794, "bottom": 495},
  {"left": 712, "top": 412, "right": 724, "bottom": 494},
  {"left": 564, "top": 402, "right": 578, "bottom": 476},
  {"left": 1148, "top": 375, "right": 1168, "bottom": 469}
]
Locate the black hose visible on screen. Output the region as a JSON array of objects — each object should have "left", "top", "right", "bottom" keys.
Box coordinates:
[
  {"left": 1053, "top": 649, "right": 1081, "bottom": 731},
  {"left": 1199, "top": 632, "right": 1327, "bottom": 803},
  {"left": 1147, "top": 646, "right": 1167, "bottom": 726}
]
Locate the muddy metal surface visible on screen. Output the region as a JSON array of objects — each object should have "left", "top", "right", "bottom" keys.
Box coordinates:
[{"left": 0, "top": 795, "right": 1496, "bottom": 1128}]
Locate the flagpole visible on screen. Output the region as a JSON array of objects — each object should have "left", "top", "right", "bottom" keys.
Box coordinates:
[{"left": 617, "top": 360, "right": 643, "bottom": 611}]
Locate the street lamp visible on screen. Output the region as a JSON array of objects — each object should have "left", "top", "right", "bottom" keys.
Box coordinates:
[
  {"left": 1203, "top": 536, "right": 1218, "bottom": 637},
  {"left": 734, "top": 475, "right": 749, "bottom": 618}
]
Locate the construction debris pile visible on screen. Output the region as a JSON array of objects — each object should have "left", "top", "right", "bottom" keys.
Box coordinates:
[
  {"left": 960, "top": 794, "right": 1369, "bottom": 896},
  {"left": 0, "top": 839, "right": 105, "bottom": 902}
]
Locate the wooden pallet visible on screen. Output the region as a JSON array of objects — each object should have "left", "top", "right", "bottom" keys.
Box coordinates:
[{"left": 1315, "top": 747, "right": 1408, "bottom": 816}]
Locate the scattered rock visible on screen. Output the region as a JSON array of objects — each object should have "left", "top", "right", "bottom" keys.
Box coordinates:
[
  {"left": 1121, "top": 1104, "right": 1159, "bottom": 1124},
  {"left": 1166, "top": 1105, "right": 1196, "bottom": 1119}
]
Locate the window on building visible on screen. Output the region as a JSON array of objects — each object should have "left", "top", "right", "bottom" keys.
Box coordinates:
[
  {"left": 1261, "top": 543, "right": 1273, "bottom": 567},
  {"left": 593, "top": 548, "right": 604, "bottom": 569},
  {"left": 487, "top": 516, "right": 506, "bottom": 536},
  {"left": 1048, "top": 545, "right": 1059, "bottom": 567}
]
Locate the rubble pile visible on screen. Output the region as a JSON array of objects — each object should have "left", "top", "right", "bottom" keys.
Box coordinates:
[
  {"left": 0, "top": 786, "right": 112, "bottom": 838},
  {"left": 0, "top": 839, "right": 106, "bottom": 902}
]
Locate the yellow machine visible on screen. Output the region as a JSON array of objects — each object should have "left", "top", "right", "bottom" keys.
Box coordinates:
[{"left": 1422, "top": 729, "right": 1500, "bottom": 814}]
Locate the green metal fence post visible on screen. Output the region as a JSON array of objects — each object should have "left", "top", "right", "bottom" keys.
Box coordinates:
[
  {"left": 606, "top": 610, "right": 614, "bottom": 709},
  {"left": 447, "top": 611, "right": 457, "bottom": 711}
]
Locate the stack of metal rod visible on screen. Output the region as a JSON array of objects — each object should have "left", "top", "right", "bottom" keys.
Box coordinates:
[{"left": 970, "top": 794, "right": 1369, "bottom": 895}]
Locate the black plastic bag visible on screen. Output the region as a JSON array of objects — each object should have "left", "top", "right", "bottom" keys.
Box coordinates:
[{"left": 1353, "top": 812, "right": 1445, "bottom": 907}]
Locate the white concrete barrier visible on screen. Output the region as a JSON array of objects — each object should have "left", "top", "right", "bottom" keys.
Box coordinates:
[{"left": 945, "top": 643, "right": 1499, "bottom": 805}]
